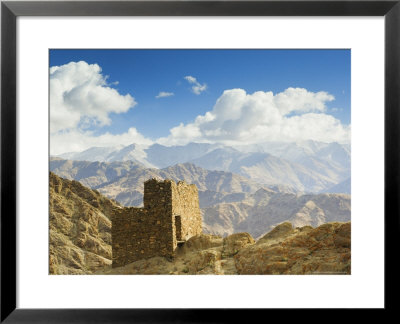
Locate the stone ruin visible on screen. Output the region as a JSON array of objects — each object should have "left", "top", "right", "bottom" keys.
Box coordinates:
[{"left": 112, "top": 178, "right": 202, "bottom": 268}]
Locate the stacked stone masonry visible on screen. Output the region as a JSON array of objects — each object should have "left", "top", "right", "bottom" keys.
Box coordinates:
[{"left": 112, "top": 179, "right": 202, "bottom": 268}]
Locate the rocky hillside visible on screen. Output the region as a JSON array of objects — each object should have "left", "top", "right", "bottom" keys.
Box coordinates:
[
  {"left": 97, "top": 221, "right": 351, "bottom": 275},
  {"left": 202, "top": 188, "right": 351, "bottom": 238},
  {"left": 49, "top": 172, "right": 120, "bottom": 274},
  {"left": 50, "top": 173, "right": 350, "bottom": 275}
]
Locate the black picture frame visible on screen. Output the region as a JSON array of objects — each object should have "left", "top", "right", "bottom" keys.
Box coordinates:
[{"left": 1, "top": 0, "right": 399, "bottom": 322}]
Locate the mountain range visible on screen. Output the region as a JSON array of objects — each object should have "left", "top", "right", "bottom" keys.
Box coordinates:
[
  {"left": 50, "top": 159, "right": 351, "bottom": 239},
  {"left": 202, "top": 188, "right": 351, "bottom": 238},
  {"left": 50, "top": 158, "right": 263, "bottom": 207},
  {"left": 51, "top": 140, "right": 351, "bottom": 245},
  {"left": 56, "top": 141, "right": 351, "bottom": 193}
]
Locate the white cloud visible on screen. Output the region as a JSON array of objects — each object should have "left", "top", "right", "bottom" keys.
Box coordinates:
[
  {"left": 50, "top": 61, "right": 154, "bottom": 155},
  {"left": 184, "top": 75, "right": 207, "bottom": 95},
  {"left": 158, "top": 87, "right": 350, "bottom": 146},
  {"left": 50, "top": 61, "right": 136, "bottom": 133},
  {"left": 50, "top": 127, "right": 153, "bottom": 156},
  {"left": 184, "top": 76, "right": 196, "bottom": 83},
  {"left": 156, "top": 91, "right": 174, "bottom": 99},
  {"left": 50, "top": 66, "right": 349, "bottom": 156},
  {"left": 274, "top": 87, "right": 333, "bottom": 115}
]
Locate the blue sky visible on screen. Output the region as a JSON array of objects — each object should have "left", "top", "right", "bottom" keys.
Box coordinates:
[{"left": 49, "top": 49, "right": 350, "bottom": 154}]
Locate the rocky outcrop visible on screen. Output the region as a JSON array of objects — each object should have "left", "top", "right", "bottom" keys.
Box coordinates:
[
  {"left": 234, "top": 222, "right": 350, "bottom": 274},
  {"left": 49, "top": 172, "right": 119, "bottom": 274},
  {"left": 181, "top": 234, "right": 224, "bottom": 253},
  {"left": 50, "top": 173, "right": 350, "bottom": 275},
  {"left": 97, "top": 222, "right": 350, "bottom": 275},
  {"left": 256, "top": 221, "right": 295, "bottom": 244},
  {"left": 222, "top": 233, "right": 255, "bottom": 257},
  {"left": 187, "top": 250, "right": 221, "bottom": 274}
]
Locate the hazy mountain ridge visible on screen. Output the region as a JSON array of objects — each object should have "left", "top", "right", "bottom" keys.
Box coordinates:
[
  {"left": 202, "top": 188, "right": 351, "bottom": 238},
  {"left": 50, "top": 159, "right": 350, "bottom": 239},
  {"left": 188, "top": 144, "right": 349, "bottom": 192},
  {"left": 50, "top": 159, "right": 264, "bottom": 208},
  {"left": 324, "top": 177, "right": 351, "bottom": 194},
  {"left": 49, "top": 158, "right": 144, "bottom": 188},
  {"left": 56, "top": 140, "right": 350, "bottom": 193},
  {"left": 145, "top": 143, "right": 223, "bottom": 168}
]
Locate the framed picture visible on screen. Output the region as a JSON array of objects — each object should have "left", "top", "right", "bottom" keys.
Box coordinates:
[{"left": 1, "top": 0, "right": 398, "bottom": 321}]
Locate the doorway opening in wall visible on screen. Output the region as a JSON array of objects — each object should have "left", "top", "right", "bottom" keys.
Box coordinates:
[{"left": 175, "top": 215, "right": 183, "bottom": 243}]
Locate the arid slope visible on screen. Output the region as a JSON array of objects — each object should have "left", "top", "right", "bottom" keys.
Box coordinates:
[
  {"left": 97, "top": 221, "right": 350, "bottom": 275},
  {"left": 49, "top": 172, "right": 120, "bottom": 274},
  {"left": 50, "top": 173, "right": 350, "bottom": 275}
]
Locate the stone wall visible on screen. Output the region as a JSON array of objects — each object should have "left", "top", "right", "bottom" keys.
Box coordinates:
[
  {"left": 112, "top": 179, "right": 202, "bottom": 268},
  {"left": 172, "top": 181, "right": 202, "bottom": 241}
]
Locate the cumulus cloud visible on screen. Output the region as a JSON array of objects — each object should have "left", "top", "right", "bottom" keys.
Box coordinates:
[
  {"left": 50, "top": 127, "right": 153, "bottom": 156},
  {"left": 184, "top": 75, "right": 207, "bottom": 95},
  {"left": 50, "top": 61, "right": 154, "bottom": 155},
  {"left": 50, "top": 61, "right": 136, "bottom": 133},
  {"left": 156, "top": 91, "right": 174, "bottom": 99},
  {"left": 157, "top": 87, "right": 350, "bottom": 146}
]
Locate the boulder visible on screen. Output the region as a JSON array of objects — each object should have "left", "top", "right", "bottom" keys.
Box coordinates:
[
  {"left": 257, "top": 221, "right": 294, "bottom": 244},
  {"left": 188, "top": 250, "right": 220, "bottom": 273},
  {"left": 222, "top": 232, "right": 255, "bottom": 257},
  {"left": 181, "top": 234, "right": 223, "bottom": 253},
  {"left": 234, "top": 222, "right": 351, "bottom": 275}
]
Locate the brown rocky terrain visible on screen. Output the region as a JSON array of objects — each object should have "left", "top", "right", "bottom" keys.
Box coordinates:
[
  {"left": 49, "top": 172, "right": 119, "bottom": 274},
  {"left": 97, "top": 222, "right": 350, "bottom": 275},
  {"left": 50, "top": 173, "right": 350, "bottom": 275},
  {"left": 234, "top": 221, "right": 350, "bottom": 274}
]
